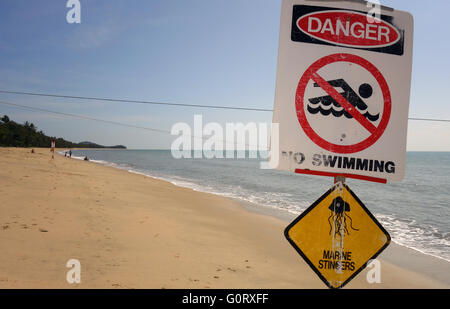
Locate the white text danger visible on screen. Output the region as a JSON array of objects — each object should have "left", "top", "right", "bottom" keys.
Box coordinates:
[{"left": 307, "top": 17, "right": 391, "bottom": 42}]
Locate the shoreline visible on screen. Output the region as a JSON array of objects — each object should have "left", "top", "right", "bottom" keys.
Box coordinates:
[
  {"left": 0, "top": 147, "right": 448, "bottom": 288},
  {"left": 68, "top": 149, "right": 450, "bottom": 263},
  {"left": 62, "top": 147, "right": 450, "bottom": 286}
]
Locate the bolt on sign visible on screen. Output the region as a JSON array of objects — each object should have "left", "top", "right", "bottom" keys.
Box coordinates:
[
  {"left": 285, "top": 183, "right": 390, "bottom": 289},
  {"left": 271, "top": 0, "right": 414, "bottom": 183}
]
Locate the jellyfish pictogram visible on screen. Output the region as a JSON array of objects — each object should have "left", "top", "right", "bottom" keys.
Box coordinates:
[{"left": 327, "top": 196, "right": 359, "bottom": 238}]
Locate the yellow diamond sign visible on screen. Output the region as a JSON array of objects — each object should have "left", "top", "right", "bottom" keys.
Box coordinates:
[{"left": 285, "top": 183, "right": 390, "bottom": 289}]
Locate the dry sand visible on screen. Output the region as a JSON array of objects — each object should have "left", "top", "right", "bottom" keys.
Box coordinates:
[{"left": 0, "top": 147, "right": 447, "bottom": 288}]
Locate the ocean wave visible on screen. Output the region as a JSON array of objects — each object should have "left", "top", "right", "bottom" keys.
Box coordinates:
[
  {"left": 376, "top": 214, "right": 450, "bottom": 262},
  {"left": 63, "top": 152, "right": 450, "bottom": 263}
]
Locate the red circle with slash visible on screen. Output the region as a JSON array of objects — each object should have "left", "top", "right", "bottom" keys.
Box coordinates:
[{"left": 295, "top": 53, "right": 391, "bottom": 154}]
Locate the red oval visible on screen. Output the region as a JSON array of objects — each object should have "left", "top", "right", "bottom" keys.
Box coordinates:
[{"left": 297, "top": 10, "right": 400, "bottom": 48}]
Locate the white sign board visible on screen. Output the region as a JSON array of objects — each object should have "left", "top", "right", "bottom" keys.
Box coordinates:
[{"left": 271, "top": 0, "right": 413, "bottom": 183}]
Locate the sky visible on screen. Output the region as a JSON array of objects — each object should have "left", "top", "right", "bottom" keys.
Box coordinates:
[{"left": 0, "top": 0, "right": 449, "bottom": 150}]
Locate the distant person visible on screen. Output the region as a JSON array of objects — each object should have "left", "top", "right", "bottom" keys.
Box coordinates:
[
  {"left": 84, "top": 156, "right": 89, "bottom": 161},
  {"left": 64, "top": 152, "right": 67, "bottom": 157},
  {"left": 51, "top": 139, "right": 55, "bottom": 159},
  {"left": 31, "top": 149, "right": 35, "bottom": 154},
  {"left": 69, "top": 149, "right": 72, "bottom": 158}
]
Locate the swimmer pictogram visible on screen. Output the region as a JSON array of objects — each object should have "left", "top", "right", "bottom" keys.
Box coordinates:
[
  {"left": 308, "top": 79, "right": 379, "bottom": 122},
  {"left": 295, "top": 53, "right": 392, "bottom": 154}
]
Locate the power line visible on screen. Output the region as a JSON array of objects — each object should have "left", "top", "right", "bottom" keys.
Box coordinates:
[
  {"left": 0, "top": 100, "right": 259, "bottom": 148},
  {"left": 0, "top": 100, "right": 170, "bottom": 135},
  {"left": 1, "top": 99, "right": 449, "bottom": 151},
  {"left": 407, "top": 117, "right": 450, "bottom": 122},
  {"left": 0, "top": 89, "right": 449, "bottom": 122},
  {"left": 0, "top": 90, "right": 273, "bottom": 112}
]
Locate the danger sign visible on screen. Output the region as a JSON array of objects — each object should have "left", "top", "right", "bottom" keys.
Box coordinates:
[{"left": 271, "top": 0, "right": 413, "bottom": 182}]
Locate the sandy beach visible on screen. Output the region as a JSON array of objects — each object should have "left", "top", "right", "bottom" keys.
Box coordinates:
[{"left": 0, "top": 147, "right": 448, "bottom": 289}]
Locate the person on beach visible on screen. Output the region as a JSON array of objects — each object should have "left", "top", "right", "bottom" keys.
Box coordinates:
[
  {"left": 51, "top": 139, "right": 55, "bottom": 159},
  {"left": 69, "top": 149, "right": 72, "bottom": 158},
  {"left": 84, "top": 156, "right": 89, "bottom": 161}
]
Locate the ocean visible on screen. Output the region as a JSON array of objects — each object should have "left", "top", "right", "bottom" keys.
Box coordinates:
[{"left": 66, "top": 149, "right": 450, "bottom": 263}]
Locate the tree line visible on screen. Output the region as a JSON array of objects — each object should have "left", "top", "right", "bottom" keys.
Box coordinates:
[{"left": 0, "top": 115, "right": 126, "bottom": 149}]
